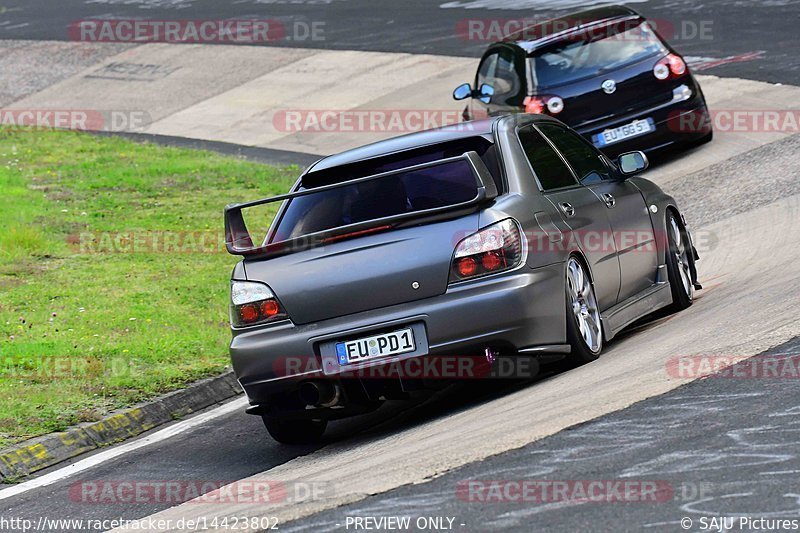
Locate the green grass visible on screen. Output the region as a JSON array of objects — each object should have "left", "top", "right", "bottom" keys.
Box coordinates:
[{"left": 0, "top": 128, "right": 297, "bottom": 447}]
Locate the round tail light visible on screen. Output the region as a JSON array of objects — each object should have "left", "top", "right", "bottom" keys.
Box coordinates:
[
  {"left": 482, "top": 252, "right": 504, "bottom": 271},
  {"left": 456, "top": 257, "right": 479, "bottom": 278},
  {"left": 546, "top": 96, "right": 564, "bottom": 114},
  {"left": 653, "top": 62, "right": 670, "bottom": 80}
]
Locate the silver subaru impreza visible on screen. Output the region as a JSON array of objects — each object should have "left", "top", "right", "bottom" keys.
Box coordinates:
[{"left": 224, "top": 114, "right": 700, "bottom": 443}]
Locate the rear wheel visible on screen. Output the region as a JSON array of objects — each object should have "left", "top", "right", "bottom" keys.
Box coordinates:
[
  {"left": 666, "top": 212, "right": 694, "bottom": 311},
  {"left": 262, "top": 417, "right": 327, "bottom": 444},
  {"left": 564, "top": 256, "right": 603, "bottom": 365}
]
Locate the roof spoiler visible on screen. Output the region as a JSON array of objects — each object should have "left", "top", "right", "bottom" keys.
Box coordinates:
[
  {"left": 224, "top": 150, "right": 498, "bottom": 257},
  {"left": 517, "top": 13, "right": 642, "bottom": 51}
]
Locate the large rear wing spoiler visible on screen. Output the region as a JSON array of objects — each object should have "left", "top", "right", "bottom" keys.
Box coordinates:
[{"left": 224, "top": 150, "right": 498, "bottom": 257}]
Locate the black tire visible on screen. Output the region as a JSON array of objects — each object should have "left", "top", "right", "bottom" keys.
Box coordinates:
[
  {"left": 665, "top": 212, "right": 694, "bottom": 312},
  {"left": 262, "top": 417, "right": 327, "bottom": 444},
  {"left": 564, "top": 256, "right": 603, "bottom": 366}
]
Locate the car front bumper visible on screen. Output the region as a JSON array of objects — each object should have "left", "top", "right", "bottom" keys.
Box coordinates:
[{"left": 230, "top": 263, "right": 566, "bottom": 407}]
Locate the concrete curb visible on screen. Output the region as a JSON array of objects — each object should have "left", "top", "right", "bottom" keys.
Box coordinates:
[
  {"left": 0, "top": 371, "right": 242, "bottom": 482},
  {"left": 90, "top": 131, "right": 323, "bottom": 169}
]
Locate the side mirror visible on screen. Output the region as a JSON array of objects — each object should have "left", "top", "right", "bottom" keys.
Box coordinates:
[
  {"left": 453, "top": 83, "right": 473, "bottom": 101},
  {"left": 616, "top": 151, "right": 649, "bottom": 176},
  {"left": 478, "top": 83, "right": 494, "bottom": 104}
]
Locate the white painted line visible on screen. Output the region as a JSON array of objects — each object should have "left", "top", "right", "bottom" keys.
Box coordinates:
[
  {"left": 0, "top": 396, "right": 248, "bottom": 502},
  {"left": 759, "top": 469, "right": 800, "bottom": 476}
]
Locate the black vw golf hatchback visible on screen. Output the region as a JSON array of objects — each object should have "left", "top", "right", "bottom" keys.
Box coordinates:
[{"left": 454, "top": 5, "right": 712, "bottom": 157}]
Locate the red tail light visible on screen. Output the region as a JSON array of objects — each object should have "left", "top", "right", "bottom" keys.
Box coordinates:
[
  {"left": 239, "top": 304, "right": 260, "bottom": 323},
  {"left": 482, "top": 251, "right": 504, "bottom": 271},
  {"left": 456, "top": 257, "right": 479, "bottom": 278},
  {"left": 450, "top": 219, "right": 523, "bottom": 283},
  {"left": 260, "top": 299, "right": 280, "bottom": 318},
  {"left": 230, "top": 281, "right": 288, "bottom": 327},
  {"left": 524, "top": 95, "right": 564, "bottom": 115},
  {"left": 654, "top": 54, "right": 687, "bottom": 80}
]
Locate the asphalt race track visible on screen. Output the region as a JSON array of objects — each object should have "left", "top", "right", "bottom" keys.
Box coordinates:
[
  {"left": 1, "top": 1, "right": 800, "bottom": 532},
  {"left": 0, "top": 0, "right": 797, "bottom": 84},
  {"left": 285, "top": 336, "right": 800, "bottom": 532}
]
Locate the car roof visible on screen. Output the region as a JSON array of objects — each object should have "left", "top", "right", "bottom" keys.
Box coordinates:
[
  {"left": 502, "top": 5, "right": 643, "bottom": 54},
  {"left": 306, "top": 118, "right": 499, "bottom": 173}
]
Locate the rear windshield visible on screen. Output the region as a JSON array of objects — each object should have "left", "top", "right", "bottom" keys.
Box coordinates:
[
  {"left": 530, "top": 20, "right": 666, "bottom": 88},
  {"left": 269, "top": 155, "right": 485, "bottom": 242}
]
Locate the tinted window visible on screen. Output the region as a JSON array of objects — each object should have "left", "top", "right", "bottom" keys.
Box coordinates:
[
  {"left": 530, "top": 21, "right": 666, "bottom": 88},
  {"left": 518, "top": 126, "right": 577, "bottom": 190},
  {"left": 539, "top": 123, "right": 611, "bottom": 184},
  {"left": 477, "top": 53, "right": 498, "bottom": 89},
  {"left": 477, "top": 48, "right": 521, "bottom": 98},
  {"left": 270, "top": 160, "right": 479, "bottom": 242},
  {"left": 493, "top": 49, "right": 521, "bottom": 97}
]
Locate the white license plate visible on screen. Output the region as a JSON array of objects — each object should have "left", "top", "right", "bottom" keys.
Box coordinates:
[
  {"left": 336, "top": 328, "right": 416, "bottom": 365},
  {"left": 594, "top": 117, "right": 655, "bottom": 147}
]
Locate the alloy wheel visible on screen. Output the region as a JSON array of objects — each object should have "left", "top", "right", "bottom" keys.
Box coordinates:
[
  {"left": 566, "top": 257, "right": 602, "bottom": 353},
  {"left": 668, "top": 215, "right": 694, "bottom": 301}
]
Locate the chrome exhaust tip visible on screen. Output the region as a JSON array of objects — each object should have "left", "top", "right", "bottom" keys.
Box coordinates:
[{"left": 485, "top": 347, "right": 498, "bottom": 364}]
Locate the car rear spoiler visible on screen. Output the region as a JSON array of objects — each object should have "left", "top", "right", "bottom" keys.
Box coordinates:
[
  {"left": 521, "top": 14, "right": 642, "bottom": 51},
  {"left": 224, "top": 151, "right": 498, "bottom": 257}
]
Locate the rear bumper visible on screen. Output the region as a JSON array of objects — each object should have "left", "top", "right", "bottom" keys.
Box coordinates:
[
  {"left": 575, "top": 88, "right": 712, "bottom": 157},
  {"left": 230, "top": 263, "right": 565, "bottom": 406}
]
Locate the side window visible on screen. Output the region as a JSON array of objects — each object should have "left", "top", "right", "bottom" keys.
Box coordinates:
[
  {"left": 476, "top": 48, "right": 521, "bottom": 100},
  {"left": 493, "top": 48, "right": 521, "bottom": 98},
  {"left": 538, "top": 123, "right": 612, "bottom": 184},
  {"left": 518, "top": 126, "right": 577, "bottom": 191},
  {"left": 476, "top": 53, "right": 498, "bottom": 89}
]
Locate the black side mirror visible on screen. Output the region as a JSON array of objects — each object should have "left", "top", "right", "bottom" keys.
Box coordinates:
[
  {"left": 453, "top": 83, "right": 472, "bottom": 101},
  {"left": 478, "top": 83, "right": 494, "bottom": 104},
  {"left": 616, "top": 151, "right": 649, "bottom": 176}
]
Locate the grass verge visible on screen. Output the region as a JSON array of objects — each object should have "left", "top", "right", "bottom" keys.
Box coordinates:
[{"left": 0, "top": 127, "right": 297, "bottom": 448}]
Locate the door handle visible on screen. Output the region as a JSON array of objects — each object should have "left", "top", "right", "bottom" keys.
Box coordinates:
[
  {"left": 601, "top": 193, "right": 616, "bottom": 208},
  {"left": 559, "top": 202, "right": 575, "bottom": 218}
]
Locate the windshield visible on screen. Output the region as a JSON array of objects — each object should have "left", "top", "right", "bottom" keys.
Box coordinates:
[{"left": 530, "top": 21, "right": 666, "bottom": 88}]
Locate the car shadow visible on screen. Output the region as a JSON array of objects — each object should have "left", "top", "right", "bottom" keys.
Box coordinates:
[
  {"left": 643, "top": 139, "right": 711, "bottom": 169},
  {"left": 321, "top": 300, "right": 693, "bottom": 446},
  {"left": 321, "top": 367, "right": 560, "bottom": 446}
]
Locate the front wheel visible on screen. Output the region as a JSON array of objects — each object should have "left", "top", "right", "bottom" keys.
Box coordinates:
[
  {"left": 564, "top": 256, "right": 603, "bottom": 365},
  {"left": 262, "top": 417, "right": 327, "bottom": 444},
  {"left": 666, "top": 212, "right": 694, "bottom": 311}
]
